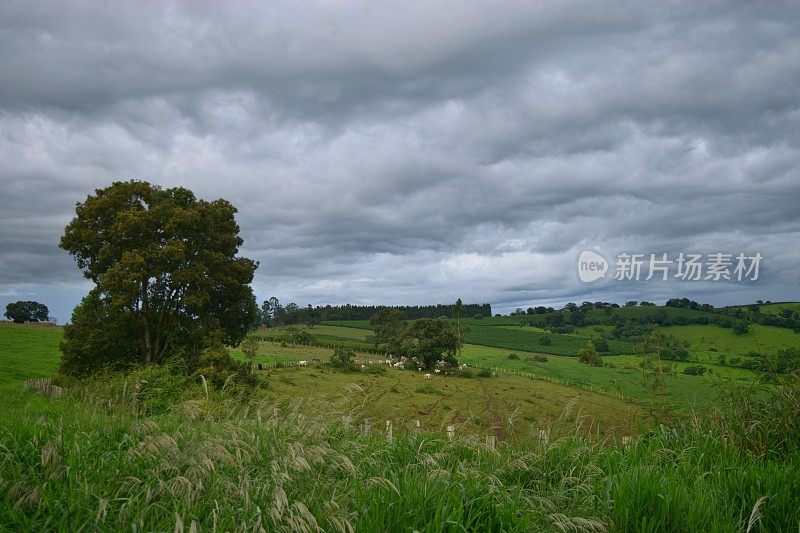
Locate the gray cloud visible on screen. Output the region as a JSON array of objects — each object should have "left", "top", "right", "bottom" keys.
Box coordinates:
[{"left": 1, "top": 0, "right": 799, "bottom": 322}]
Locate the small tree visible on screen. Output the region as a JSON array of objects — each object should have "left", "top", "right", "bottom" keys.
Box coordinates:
[
  {"left": 539, "top": 335, "right": 552, "bottom": 346},
  {"left": 4, "top": 301, "right": 49, "bottom": 323},
  {"left": 330, "top": 348, "right": 357, "bottom": 371},
  {"left": 578, "top": 341, "right": 603, "bottom": 366},
  {"left": 240, "top": 336, "right": 259, "bottom": 369},
  {"left": 370, "top": 308, "right": 406, "bottom": 354}
]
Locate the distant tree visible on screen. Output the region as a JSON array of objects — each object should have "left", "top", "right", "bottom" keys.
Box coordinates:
[
  {"left": 267, "top": 297, "right": 281, "bottom": 325},
  {"left": 594, "top": 338, "right": 610, "bottom": 353},
  {"left": 453, "top": 298, "right": 464, "bottom": 321},
  {"left": 539, "top": 335, "right": 552, "bottom": 346},
  {"left": 639, "top": 301, "right": 656, "bottom": 306},
  {"left": 370, "top": 308, "right": 406, "bottom": 354},
  {"left": 624, "top": 300, "right": 638, "bottom": 307},
  {"left": 401, "top": 318, "right": 458, "bottom": 369},
  {"left": 733, "top": 323, "right": 749, "bottom": 335},
  {"left": 4, "top": 301, "right": 49, "bottom": 323},
  {"left": 452, "top": 298, "right": 468, "bottom": 355},
  {"left": 564, "top": 302, "right": 578, "bottom": 312},
  {"left": 577, "top": 341, "right": 603, "bottom": 366},
  {"left": 59, "top": 180, "right": 258, "bottom": 374},
  {"left": 642, "top": 332, "right": 690, "bottom": 361}
]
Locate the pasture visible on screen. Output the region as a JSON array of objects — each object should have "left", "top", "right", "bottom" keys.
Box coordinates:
[
  {"left": 261, "top": 324, "right": 761, "bottom": 411},
  {"left": 1, "top": 321, "right": 799, "bottom": 531}
]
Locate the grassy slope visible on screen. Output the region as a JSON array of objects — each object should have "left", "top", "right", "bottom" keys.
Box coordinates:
[
  {"left": 657, "top": 323, "right": 799, "bottom": 356},
  {"left": 229, "top": 339, "right": 644, "bottom": 438},
  {"left": 270, "top": 325, "right": 759, "bottom": 410},
  {"left": 727, "top": 302, "right": 800, "bottom": 316},
  {"left": 1, "top": 323, "right": 798, "bottom": 531}
]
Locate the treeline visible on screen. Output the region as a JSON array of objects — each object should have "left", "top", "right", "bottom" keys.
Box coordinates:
[
  {"left": 257, "top": 298, "right": 492, "bottom": 326},
  {"left": 317, "top": 303, "right": 491, "bottom": 321},
  {"left": 717, "top": 304, "right": 800, "bottom": 332}
]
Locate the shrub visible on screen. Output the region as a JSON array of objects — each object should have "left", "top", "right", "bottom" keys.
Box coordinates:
[
  {"left": 683, "top": 365, "right": 708, "bottom": 376},
  {"left": 330, "top": 348, "right": 357, "bottom": 371},
  {"left": 507, "top": 353, "right": 519, "bottom": 360},
  {"left": 578, "top": 341, "right": 603, "bottom": 367},
  {"left": 530, "top": 354, "right": 548, "bottom": 363},
  {"left": 593, "top": 338, "right": 609, "bottom": 353},
  {"left": 127, "top": 364, "right": 188, "bottom": 415},
  {"left": 190, "top": 344, "right": 256, "bottom": 389},
  {"left": 539, "top": 335, "right": 552, "bottom": 346},
  {"left": 477, "top": 368, "right": 492, "bottom": 378}
]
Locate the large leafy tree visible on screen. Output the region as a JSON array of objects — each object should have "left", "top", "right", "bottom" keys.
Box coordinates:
[
  {"left": 60, "top": 180, "right": 258, "bottom": 371},
  {"left": 401, "top": 318, "right": 459, "bottom": 369},
  {"left": 4, "top": 301, "right": 49, "bottom": 323},
  {"left": 369, "top": 308, "right": 406, "bottom": 354}
]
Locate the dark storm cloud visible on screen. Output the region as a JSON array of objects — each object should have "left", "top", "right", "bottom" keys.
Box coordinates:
[{"left": 1, "top": 0, "right": 799, "bottom": 321}]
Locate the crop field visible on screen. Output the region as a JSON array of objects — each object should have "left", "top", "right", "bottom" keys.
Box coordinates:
[
  {"left": 322, "top": 320, "right": 640, "bottom": 356},
  {"left": 465, "top": 325, "right": 637, "bottom": 356}
]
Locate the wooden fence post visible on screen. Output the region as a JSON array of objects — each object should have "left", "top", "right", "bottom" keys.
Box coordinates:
[
  {"left": 362, "top": 418, "right": 371, "bottom": 436},
  {"left": 386, "top": 421, "right": 393, "bottom": 443},
  {"left": 446, "top": 425, "right": 455, "bottom": 439}
]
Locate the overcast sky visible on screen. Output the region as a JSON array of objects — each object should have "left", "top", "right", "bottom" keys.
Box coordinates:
[{"left": 1, "top": 1, "right": 799, "bottom": 323}]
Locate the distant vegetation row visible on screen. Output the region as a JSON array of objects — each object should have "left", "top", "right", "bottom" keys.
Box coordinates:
[{"left": 253, "top": 297, "right": 492, "bottom": 326}]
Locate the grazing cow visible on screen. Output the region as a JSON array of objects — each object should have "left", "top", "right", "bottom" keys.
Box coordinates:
[
  {"left": 298, "top": 360, "right": 308, "bottom": 367},
  {"left": 424, "top": 373, "right": 431, "bottom": 379},
  {"left": 418, "top": 367, "right": 422, "bottom": 372},
  {"left": 434, "top": 369, "right": 441, "bottom": 374}
]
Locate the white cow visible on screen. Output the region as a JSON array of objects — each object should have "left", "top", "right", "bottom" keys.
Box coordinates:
[
  {"left": 298, "top": 360, "right": 308, "bottom": 367},
  {"left": 424, "top": 373, "right": 432, "bottom": 379},
  {"left": 434, "top": 369, "right": 441, "bottom": 374}
]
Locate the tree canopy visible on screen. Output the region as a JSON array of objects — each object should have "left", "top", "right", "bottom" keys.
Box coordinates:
[
  {"left": 400, "top": 318, "right": 459, "bottom": 369},
  {"left": 369, "top": 308, "right": 406, "bottom": 354},
  {"left": 4, "top": 301, "right": 49, "bottom": 323},
  {"left": 59, "top": 180, "right": 258, "bottom": 374}
]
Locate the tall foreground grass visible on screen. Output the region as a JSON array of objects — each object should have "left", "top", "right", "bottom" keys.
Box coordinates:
[{"left": 1, "top": 369, "right": 798, "bottom": 531}]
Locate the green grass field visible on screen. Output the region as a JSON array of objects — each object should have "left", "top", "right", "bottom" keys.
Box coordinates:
[
  {"left": 271, "top": 324, "right": 761, "bottom": 410},
  {"left": 728, "top": 302, "right": 800, "bottom": 317},
  {"left": 2, "top": 322, "right": 799, "bottom": 530}
]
